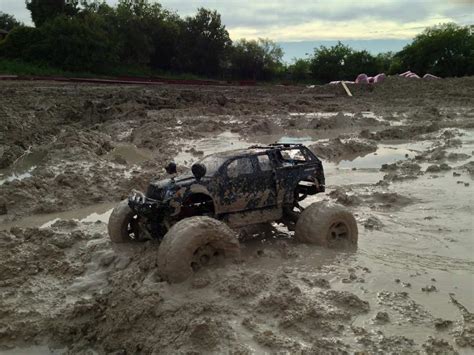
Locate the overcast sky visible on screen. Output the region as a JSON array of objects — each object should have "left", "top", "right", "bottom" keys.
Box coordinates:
[
  {"left": 1, "top": 0, "right": 472, "bottom": 60},
  {"left": 2, "top": 0, "right": 472, "bottom": 40}
]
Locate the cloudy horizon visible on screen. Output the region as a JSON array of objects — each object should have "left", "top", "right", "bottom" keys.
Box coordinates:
[{"left": 1, "top": 0, "right": 472, "bottom": 61}]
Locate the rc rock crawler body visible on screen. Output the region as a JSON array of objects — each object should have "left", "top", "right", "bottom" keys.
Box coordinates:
[{"left": 108, "top": 143, "right": 358, "bottom": 282}]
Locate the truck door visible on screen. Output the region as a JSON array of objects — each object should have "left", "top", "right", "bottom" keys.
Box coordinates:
[
  {"left": 272, "top": 148, "right": 306, "bottom": 205},
  {"left": 254, "top": 154, "right": 278, "bottom": 208},
  {"left": 218, "top": 156, "right": 261, "bottom": 213}
]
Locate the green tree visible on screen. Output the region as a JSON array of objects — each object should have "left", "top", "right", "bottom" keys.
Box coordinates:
[
  {"left": 344, "top": 49, "right": 378, "bottom": 79},
  {"left": 309, "top": 42, "right": 387, "bottom": 82},
  {"left": 229, "top": 38, "right": 283, "bottom": 80},
  {"left": 0, "top": 26, "right": 42, "bottom": 59},
  {"left": 396, "top": 23, "right": 474, "bottom": 77},
  {"left": 309, "top": 42, "right": 352, "bottom": 83},
  {"left": 39, "top": 13, "right": 118, "bottom": 71},
  {"left": 0, "top": 12, "right": 23, "bottom": 31},
  {"left": 25, "top": 0, "right": 80, "bottom": 27},
  {"left": 178, "top": 8, "right": 232, "bottom": 76},
  {"left": 259, "top": 38, "right": 284, "bottom": 79},
  {"left": 287, "top": 58, "right": 311, "bottom": 81},
  {"left": 374, "top": 52, "right": 394, "bottom": 73},
  {"left": 113, "top": 0, "right": 164, "bottom": 65},
  {"left": 149, "top": 12, "right": 181, "bottom": 71}
]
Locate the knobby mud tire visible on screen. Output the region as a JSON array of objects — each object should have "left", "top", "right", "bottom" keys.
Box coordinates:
[
  {"left": 295, "top": 201, "right": 358, "bottom": 248},
  {"left": 157, "top": 216, "right": 240, "bottom": 283},
  {"left": 108, "top": 199, "right": 137, "bottom": 243}
]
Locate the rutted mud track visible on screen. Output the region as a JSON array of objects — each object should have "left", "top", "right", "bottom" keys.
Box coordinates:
[{"left": 0, "top": 77, "right": 473, "bottom": 354}]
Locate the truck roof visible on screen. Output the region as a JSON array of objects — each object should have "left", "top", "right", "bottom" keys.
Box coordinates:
[{"left": 211, "top": 143, "right": 305, "bottom": 160}]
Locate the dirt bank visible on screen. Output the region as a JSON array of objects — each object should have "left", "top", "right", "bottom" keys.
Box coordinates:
[{"left": 0, "top": 77, "right": 473, "bottom": 354}]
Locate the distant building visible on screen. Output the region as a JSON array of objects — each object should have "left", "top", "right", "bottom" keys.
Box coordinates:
[{"left": 0, "top": 29, "right": 8, "bottom": 40}]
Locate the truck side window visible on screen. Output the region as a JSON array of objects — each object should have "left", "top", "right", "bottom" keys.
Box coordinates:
[
  {"left": 257, "top": 155, "right": 272, "bottom": 171},
  {"left": 280, "top": 149, "right": 307, "bottom": 163},
  {"left": 227, "top": 158, "right": 254, "bottom": 178}
]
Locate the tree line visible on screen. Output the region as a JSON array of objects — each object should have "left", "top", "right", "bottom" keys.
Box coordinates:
[{"left": 0, "top": 0, "right": 472, "bottom": 82}]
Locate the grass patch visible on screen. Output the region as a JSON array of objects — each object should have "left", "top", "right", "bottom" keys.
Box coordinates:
[
  {"left": 0, "top": 58, "right": 216, "bottom": 81},
  {"left": 0, "top": 59, "right": 81, "bottom": 77}
]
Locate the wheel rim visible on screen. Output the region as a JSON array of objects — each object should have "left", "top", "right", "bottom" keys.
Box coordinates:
[
  {"left": 190, "top": 243, "right": 221, "bottom": 272},
  {"left": 127, "top": 214, "right": 140, "bottom": 240},
  {"left": 328, "top": 221, "right": 350, "bottom": 246}
]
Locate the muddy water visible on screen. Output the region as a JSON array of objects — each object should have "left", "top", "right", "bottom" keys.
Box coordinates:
[
  {"left": 0, "top": 149, "right": 47, "bottom": 185},
  {"left": 234, "top": 130, "right": 473, "bottom": 351},
  {"left": 3, "top": 117, "right": 473, "bottom": 353},
  {"left": 173, "top": 127, "right": 474, "bottom": 349},
  {"left": 337, "top": 142, "right": 429, "bottom": 169},
  {"left": 331, "top": 132, "right": 473, "bottom": 348},
  {"left": 0, "top": 202, "right": 115, "bottom": 230},
  {"left": 105, "top": 143, "right": 153, "bottom": 165}
]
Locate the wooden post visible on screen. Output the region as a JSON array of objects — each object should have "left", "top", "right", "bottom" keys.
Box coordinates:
[{"left": 341, "top": 81, "right": 353, "bottom": 97}]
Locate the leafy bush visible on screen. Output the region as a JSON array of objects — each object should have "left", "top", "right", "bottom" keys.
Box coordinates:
[
  {"left": 177, "top": 8, "right": 232, "bottom": 76},
  {"left": 0, "top": 26, "right": 42, "bottom": 61},
  {"left": 0, "top": 15, "right": 118, "bottom": 72},
  {"left": 0, "top": 11, "right": 23, "bottom": 31},
  {"left": 287, "top": 58, "right": 311, "bottom": 82},
  {"left": 229, "top": 38, "right": 284, "bottom": 80},
  {"left": 309, "top": 42, "right": 352, "bottom": 83},
  {"left": 42, "top": 14, "right": 117, "bottom": 71},
  {"left": 25, "top": 0, "right": 80, "bottom": 27},
  {"left": 396, "top": 23, "right": 474, "bottom": 77},
  {"left": 309, "top": 42, "right": 391, "bottom": 83},
  {"left": 1, "top": 2, "right": 473, "bottom": 81}
]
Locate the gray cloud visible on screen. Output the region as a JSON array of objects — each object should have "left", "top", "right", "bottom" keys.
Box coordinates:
[
  {"left": 160, "top": 0, "right": 470, "bottom": 27},
  {"left": 1, "top": 0, "right": 471, "bottom": 36}
]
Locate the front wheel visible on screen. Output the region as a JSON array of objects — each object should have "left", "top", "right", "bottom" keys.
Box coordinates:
[
  {"left": 108, "top": 199, "right": 141, "bottom": 243},
  {"left": 157, "top": 216, "right": 241, "bottom": 283},
  {"left": 295, "top": 201, "right": 358, "bottom": 248}
]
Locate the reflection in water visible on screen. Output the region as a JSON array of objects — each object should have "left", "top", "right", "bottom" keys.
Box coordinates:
[
  {"left": 1, "top": 203, "right": 116, "bottom": 231},
  {"left": 0, "top": 167, "right": 35, "bottom": 185},
  {"left": 0, "top": 149, "right": 47, "bottom": 185}
]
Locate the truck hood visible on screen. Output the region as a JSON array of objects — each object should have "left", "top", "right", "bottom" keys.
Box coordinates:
[{"left": 146, "top": 175, "right": 207, "bottom": 200}]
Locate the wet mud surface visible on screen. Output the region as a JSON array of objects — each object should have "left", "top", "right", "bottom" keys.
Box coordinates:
[{"left": 0, "top": 77, "right": 473, "bottom": 354}]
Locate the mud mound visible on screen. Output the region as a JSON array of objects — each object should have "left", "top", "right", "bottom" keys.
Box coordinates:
[
  {"left": 356, "top": 76, "right": 474, "bottom": 107},
  {"left": 460, "top": 161, "right": 474, "bottom": 175},
  {"left": 328, "top": 188, "right": 362, "bottom": 206},
  {"left": 311, "top": 137, "right": 377, "bottom": 162},
  {"left": 0, "top": 144, "right": 24, "bottom": 169},
  {"left": 51, "top": 128, "right": 114, "bottom": 159},
  {"left": 361, "top": 123, "right": 440, "bottom": 140},
  {"left": 1, "top": 78, "right": 473, "bottom": 353},
  {"left": 0, "top": 224, "right": 384, "bottom": 354},
  {"left": 381, "top": 161, "right": 423, "bottom": 182},
  {"left": 287, "top": 112, "right": 383, "bottom": 132},
  {"left": 329, "top": 187, "right": 416, "bottom": 210},
  {"left": 311, "top": 112, "right": 357, "bottom": 130},
  {"left": 241, "top": 119, "right": 281, "bottom": 136}
]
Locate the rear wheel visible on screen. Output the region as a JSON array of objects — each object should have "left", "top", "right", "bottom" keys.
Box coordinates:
[
  {"left": 108, "top": 199, "right": 140, "bottom": 243},
  {"left": 295, "top": 201, "right": 358, "bottom": 248},
  {"left": 157, "top": 216, "right": 240, "bottom": 283}
]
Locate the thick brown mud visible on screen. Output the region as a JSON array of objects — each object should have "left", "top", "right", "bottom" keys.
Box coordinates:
[{"left": 0, "top": 77, "right": 473, "bottom": 354}]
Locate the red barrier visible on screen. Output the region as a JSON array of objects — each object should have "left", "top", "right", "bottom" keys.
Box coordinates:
[{"left": 0, "top": 74, "right": 259, "bottom": 86}]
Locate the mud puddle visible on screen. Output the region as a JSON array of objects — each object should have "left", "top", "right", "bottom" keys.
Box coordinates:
[
  {"left": 0, "top": 202, "right": 115, "bottom": 230},
  {"left": 337, "top": 142, "right": 429, "bottom": 169},
  {"left": 307, "top": 131, "right": 473, "bottom": 349},
  {"left": 2, "top": 78, "right": 474, "bottom": 354},
  {"left": 105, "top": 143, "right": 153, "bottom": 165},
  {"left": 0, "top": 149, "right": 47, "bottom": 185}
]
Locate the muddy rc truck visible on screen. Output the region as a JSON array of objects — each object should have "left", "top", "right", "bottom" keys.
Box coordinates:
[{"left": 108, "top": 143, "right": 358, "bottom": 282}]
